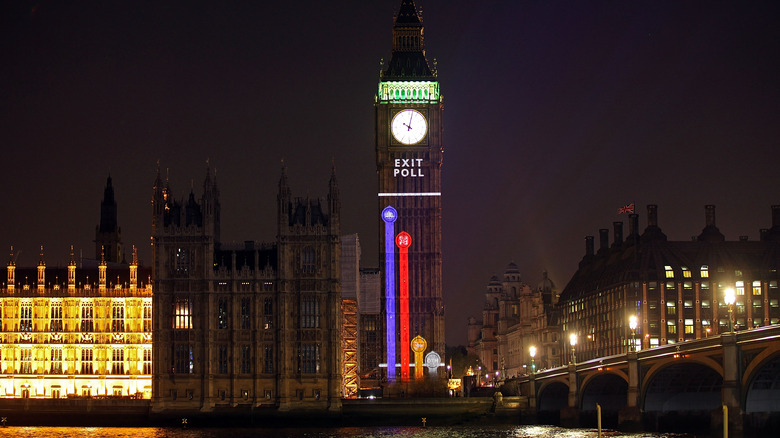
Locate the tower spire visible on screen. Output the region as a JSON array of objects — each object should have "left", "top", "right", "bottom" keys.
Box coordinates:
[{"left": 383, "top": 0, "right": 433, "bottom": 80}]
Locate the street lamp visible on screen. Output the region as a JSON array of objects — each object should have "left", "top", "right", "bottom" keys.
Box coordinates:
[
  {"left": 569, "top": 333, "right": 577, "bottom": 364},
  {"left": 724, "top": 287, "right": 736, "bottom": 332},
  {"left": 529, "top": 346, "right": 537, "bottom": 374},
  {"left": 629, "top": 315, "right": 638, "bottom": 352}
]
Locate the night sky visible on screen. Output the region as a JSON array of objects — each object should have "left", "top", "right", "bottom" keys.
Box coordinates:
[{"left": 2, "top": 1, "right": 779, "bottom": 345}]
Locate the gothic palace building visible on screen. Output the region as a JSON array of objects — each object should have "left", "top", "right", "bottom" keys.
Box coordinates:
[
  {"left": 1, "top": 177, "right": 152, "bottom": 400},
  {"left": 151, "top": 165, "right": 342, "bottom": 412}
]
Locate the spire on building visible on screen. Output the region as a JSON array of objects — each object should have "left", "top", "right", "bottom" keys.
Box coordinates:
[{"left": 382, "top": 0, "right": 434, "bottom": 80}]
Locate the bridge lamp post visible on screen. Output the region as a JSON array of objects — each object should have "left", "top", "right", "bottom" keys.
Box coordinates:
[
  {"left": 724, "top": 287, "right": 736, "bottom": 333},
  {"left": 529, "top": 346, "right": 536, "bottom": 374},
  {"left": 569, "top": 333, "right": 577, "bottom": 364},
  {"left": 629, "top": 315, "right": 638, "bottom": 352}
]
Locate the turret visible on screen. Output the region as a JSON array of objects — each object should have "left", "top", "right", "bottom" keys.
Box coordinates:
[
  {"left": 99, "top": 246, "right": 107, "bottom": 291},
  {"left": 130, "top": 245, "right": 138, "bottom": 290},
  {"left": 7, "top": 246, "right": 15, "bottom": 291},
  {"left": 37, "top": 245, "right": 45, "bottom": 290},
  {"left": 68, "top": 245, "right": 76, "bottom": 290},
  {"left": 328, "top": 164, "right": 340, "bottom": 233}
]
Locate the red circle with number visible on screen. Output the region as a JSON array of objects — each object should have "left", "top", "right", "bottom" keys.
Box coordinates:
[{"left": 396, "top": 231, "right": 412, "bottom": 248}]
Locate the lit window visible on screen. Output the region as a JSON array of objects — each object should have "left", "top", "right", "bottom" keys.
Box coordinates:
[
  {"left": 112, "top": 348, "right": 125, "bottom": 374},
  {"left": 21, "top": 348, "right": 33, "bottom": 374},
  {"left": 665, "top": 266, "right": 674, "bottom": 279},
  {"left": 684, "top": 300, "right": 693, "bottom": 308},
  {"left": 143, "top": 302, "right": 152, "bottom": 332},
  {"left": 735, "top": 270, "right": 743, "bottom": 277},
  {"left": 666, "top": 321, "right": 677, "bottom": 334},
  {"left": 752, "top": 281, "right": 762, "bottom": 295},
  {"left": 700, "top": 266, "right": 709, "bottom": 278},
  {"left": 701, "top": 281, "right": 710, "bottom": 290},
  {"left": 81, "top": 348, "right": 94, "bottom": 374},
  {"left": 701, "top": 300, "right": 711, "bottom": 308},
  {"left": 51, "top": 348, "right": 62, "bottom": 374},
  {"left": 80, "top": 302, "right": 94, "bottom": 332},
  {"left": 682, "top": 267, "right": 691, "bottom": 278},
  {"left": 143, "top": 348, "right": 152, "bottom": 375},
  {"left": 111, "top": 302, "right": 125, "bottom": 332},
  {"left": 666, "top": 302, "right": 676, "bottom": 314},
  {"left": 20, "top": 301, "right": 33, "bottom": 332},
  {"left": 174, "top": 298, "right": 192, "bottom": 329},
  {"left": 736, "top": 281, "right": 745, "bottom": 296},
  {"left": 50, "top": 302, "right": 63, "bottom": 332}
]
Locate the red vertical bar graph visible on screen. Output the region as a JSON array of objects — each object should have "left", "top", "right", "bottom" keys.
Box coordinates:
[{"left": 396, "top": 231, "right": 412, "bottom": 382}]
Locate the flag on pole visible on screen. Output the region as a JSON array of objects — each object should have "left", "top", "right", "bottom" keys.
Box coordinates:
[{"left": 618, "top": 203, "right": 635, "bottom": 214}]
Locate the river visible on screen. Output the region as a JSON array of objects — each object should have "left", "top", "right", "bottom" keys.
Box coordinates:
[{"left": 2, "top": 425, "right": 702, "bottom": 437}]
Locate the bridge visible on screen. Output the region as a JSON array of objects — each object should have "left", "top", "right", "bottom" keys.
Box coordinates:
[{"left": 510, "top": 325, "right": 780, "bottom": 436}]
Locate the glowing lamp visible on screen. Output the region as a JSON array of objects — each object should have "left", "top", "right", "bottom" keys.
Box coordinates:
[
  {"left": 529, "top": 346, "right": 537, "bottom": 358},
  {"left": 569, "top": 333, "right": 577, "bottom": 347},
  {"left": 724, "top": 288, "right": 736, "bottom": 305},
  {"left": 629, "top": 315, "right": 638, "bottom": 331}
]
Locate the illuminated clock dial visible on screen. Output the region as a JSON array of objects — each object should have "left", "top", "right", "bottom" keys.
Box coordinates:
[{"left": 391, "top": 109, "right": 427, "bottom": 145}]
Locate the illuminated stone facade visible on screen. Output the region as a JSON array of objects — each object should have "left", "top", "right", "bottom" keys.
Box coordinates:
[
  {"left": 376, "top": 0, "right": 445, "bottom": 382},
  {"left": 559, "top": 204, "right": 780, "bottom": 363},
  {"left": 1, "top": 247, "right": 152, "bottom": 399},
  {"left": 468, "top": 265, "right": 560, "bottom": 380},
  {"left": 151, "top": 165, "right": 341, "bottom": 412}
]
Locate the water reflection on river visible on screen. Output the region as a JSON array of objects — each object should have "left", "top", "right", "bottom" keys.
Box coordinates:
[{"left": 4, "top": 425, "right": 701, "bottom": 438}]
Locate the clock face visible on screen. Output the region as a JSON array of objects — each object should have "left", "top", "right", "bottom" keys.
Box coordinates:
[{"left": 391, "top": 109, "right": 427, "bottom": 145}]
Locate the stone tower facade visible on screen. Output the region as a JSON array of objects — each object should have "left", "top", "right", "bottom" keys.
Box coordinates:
[
  {"left": 151, "top": 164, "right": 341, "bottom": 413},
  {"left": 95, "top": 175, "right": 123, "bottom": 263},
  {"left": 375, "top": 0, "right": 445, "bottom": 382}
]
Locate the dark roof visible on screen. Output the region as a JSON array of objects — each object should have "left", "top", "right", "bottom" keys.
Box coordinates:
[
  {"left": 560, "top": 237, "right": 780, "bottom": 302},
  {"left": 396, "top": 0, "right": 421, "bottom": 25}
]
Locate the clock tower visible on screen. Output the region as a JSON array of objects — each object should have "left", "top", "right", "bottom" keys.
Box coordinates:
[{"left": 376, "top": 0, "right": 444, "bottom": 381}]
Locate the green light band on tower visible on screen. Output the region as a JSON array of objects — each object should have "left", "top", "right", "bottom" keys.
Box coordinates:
[{"left": 377, "top": 81, "right": 440, "bottom": 103}]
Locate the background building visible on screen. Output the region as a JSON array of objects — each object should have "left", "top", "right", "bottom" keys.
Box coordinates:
[
  {"left": 467, "top": 265, "right": 560, "bottom": 381},
  {"left": 151, "top": 165, "right": 341, "bottom": 412},
  {"left": 559, "top": 204, "right": 780, "bottom": 363}
]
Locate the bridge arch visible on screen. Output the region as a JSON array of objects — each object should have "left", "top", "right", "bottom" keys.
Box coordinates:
[
  {"left": 744, "top": 352, "right": 780, "bottom": 413},
  {"left": 537, "top": 379, "right": 569, "bottom": 411},
  {"left": 642, "top": 361, "right": 722, "bottom": 413},
  {"left": 580, "top": 371, "right": 628, "bottom": 411}
]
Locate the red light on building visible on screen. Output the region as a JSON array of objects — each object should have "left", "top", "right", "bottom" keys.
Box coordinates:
[{"left": 396, "top": 231, "right": 412, "bottom": 381}]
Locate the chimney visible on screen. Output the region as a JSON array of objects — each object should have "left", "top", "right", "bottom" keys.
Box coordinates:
[
  {"left": 760, "top": 229, "right": 768, "bottom": 240},
  {"left": 628, "top": 214, "right": 639, "bottom": 237},
  {"left": 599, "top": 229, "right": 609, "bottom": 253},
  {"left": 613, "top": 222, "right": 624, "bottom": 246},
  {"left": 773, "top": 205, "right": 780, "bottom": 227},
  {"left": 705, "top": 205, "right": 716, "bottom": 227},
  {"left": 647, "top": 205, "right": 658, "bottom": 227},
  {"left": 585, "top": 236, "right": 594, "bottom": 257}
]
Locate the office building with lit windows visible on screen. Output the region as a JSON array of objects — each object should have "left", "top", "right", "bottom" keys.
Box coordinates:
[{"left": 559, "top": 204, "right": 780, "bottom": 363}]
